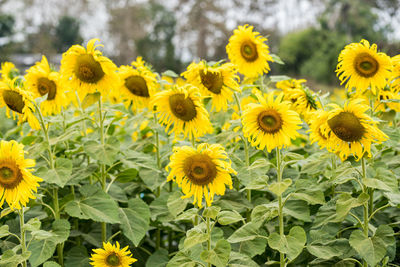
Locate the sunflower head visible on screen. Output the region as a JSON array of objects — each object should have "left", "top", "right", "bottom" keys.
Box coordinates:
[
  {"left": 0, "top": 62, "right": 20, "bottom": 81},
  {"left": 282, "top": 87, "right": 321, "bottom": 123},
  {"left": 0, "top": 140, "right": 43, "bottom": 210},
  {"left": 390, "top": 55, "right": 400, "bottom": 92},
  {"left": 276, "top": 79, "right": 307, "bottom": 91},
  {"left": 242, "top": 92, "right": 302, "bottom": 152},
  {"left": 226, "top": 24, "right": 273, "bottom": 78},
  {"left": 167, "top": 143, "right": 236, "bottom": 207},
  {"left": 336, "top": 39, "right": 392, "bottom": 95},
  {"left": 0, "top": 79, "right": 40, "bottom": 130},
  {"left": 90, "top": 241, "right": 137, "bottom": 267},
  {"left": 60, "top": 38, "right": 118, "bottom": 99},
  {"left": 308, "top": 109, "right": 330, "bottom": 149}
]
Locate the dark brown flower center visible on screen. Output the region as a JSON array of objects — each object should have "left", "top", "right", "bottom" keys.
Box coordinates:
[
  {"left": 37, "top": 77, "right": 57, "bottom": 100},
  {"left": 257, "top": 109, "right": 282, "bottom": 133},
  {"left": 184, "top": 154, "right": 217, "bottom": 186},
  {"left": 199, "top": 70, "right": 223, "bottom": 94},
  {"left": 0, "top": 163, "right": 23, "bottom": 189},
  {"left": 328, "top": 112, "right": 365, "bottom": 142},
  {"left": 106, "top": 253, "right": 120, "bottom": 266},
  {"left": 124, "top": 75, "right": 149, "bottom": 97},
  {"left": 240, "top": 40, "right": 258, "bottom": 62},
  {"left": 74, "top": 54, "right": 105, "bottom": 83},
  {"left": 3, "top": 90, "right": 25, "bottom": 114},
  {"left": 169, "top": 93, "right": 197, "bottom": 121},
  {"left": 354, "top": 52, "right": 379, "bottom": 78}
]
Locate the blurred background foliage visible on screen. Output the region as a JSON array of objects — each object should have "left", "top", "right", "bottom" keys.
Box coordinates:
[{"left": 0, "top": 0, "right": 400, "bottom": 88}]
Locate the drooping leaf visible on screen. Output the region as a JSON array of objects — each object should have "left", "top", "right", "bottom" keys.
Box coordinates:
[{"left": 200, "top": 239, "right": 231, "bottom": 267}]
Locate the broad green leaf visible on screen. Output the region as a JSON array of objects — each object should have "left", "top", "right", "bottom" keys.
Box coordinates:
[
  {"left": 269, "top": 75, "right": 291, "bottom": 82},
  {"left": 200, "top": 239, "right": 231, "bottom": 267},
  {"left": 251, "top": 204, "right": 278, "bottom": 222},
  {"left": 162, "top": 70, "right": 179, "bottom": 78},
  {"left": 167, "top": 191, "right": 189, "bottom": 217},
  {"left": 167, "top": 251, "right": 196, "bottom": 267},
  {"left": 65, "top": 185, "right": 120, "bottom": 223},
  {"left": 307, "top": 239, "right": 350, "bottom": 260},
  {"left": 52, "top": 219, "right": 71, "bottom": 244},
  {"left": 116, "top": 168, "right": 138, "bottom": 183},
  {"left": 83, "top": 136, "right": 120, "bottom": 165},
  {"left": 82, "top": 92, "right": 101, "bottom": 109},
  {"left": 64, "top": 246, "right": 90, "bottom": 267},
  {"left": 283, "top": 200, "right": 311, "bottom": 222},
  {"left": 217, "top": 210, "right": 243, "bottom": 225},
  {"left": 228, "top": 251, "right": 259, "bottom": 267},
  {"left": 267, "top": 178, "right": 292, "bottom": 196},
  {"left": 43, "top": 262, "right": 61, "bottom": 267},
  {"left": 0, "top": 250, "right": 31, "bottom": 267},
  {"left": 362, "top": 178, "right": 392, "bottom": 192},
  {"left": 118, "top": 198, "right": 150, "bottom": 246},
  {"left": 29, "top": 239, "right": 57, "bottom": 267},
  {"left": 291, "top": 191, "right": 325, "bottom": 205},
  {"left": 23, "top": 218, "right": 41, "bottom": 232},
  {"left": 268, "top": 226, "right": 306, "bottom": 261},
  {"left": 183, "top": 229, "right": 208, "bottom": 250},
  {"left": 41, "top": 158, "right": 73, "bottom": 188},
  {"left": 270, "top": 54, "right": 285, "bottom": 64},
  {"left": 239, "top": 237, "right": 268, "bottom": 258},
  {"left": 349, "top": 229, "right": 386, "bottom": 266},
  {"left": 146, "top": 248, "right": 169, "bottom": 267},
  {"left": 202, "top": 206, "right": 221, "bottom": 220},
  {"left": 0, "top": 225, "right": 10, "bottom": 238},
  {"left": 245, "top": 175, "right": 269, "bottom": 190},
  {"left": 150, "top": 192, "right": 174, "bottom": 222},
  {"left": 228, "top": 219, "right": 263, "bottom": 243},
  {"left": 336, "top": 193, "right": 369, "bottom": 221}
]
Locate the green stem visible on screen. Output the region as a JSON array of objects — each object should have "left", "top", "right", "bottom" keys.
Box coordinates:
[
  {"left": 243, "top": 137, "right": 252, "bottom": 221},
  {"left": 19, "top": 209, "right": 27, "bottom": 267},
  {"left": 206, "top": 216, "right": 211, "bottom": 267},
  {"left": 361, "top": 157, "right": 369, "bottom": 267},
  {"left": 276, "top": 148, "right": 285, "bottom": 267},
  {"left": 75, "top": 91, "right": 87, "bottom": 136},
  {"left": 98, "top": 98, "right": 107, "bottom": 243}
]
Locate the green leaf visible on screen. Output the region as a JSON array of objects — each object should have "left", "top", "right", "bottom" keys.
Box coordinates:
[
  {"left": 23, "top": 218, "right": 41, "bottom": 232},
  {"left": 200, "top": 239, "right": 231, "bottom": 267},
  {"left": 270, "top": 75, "right": 291, "bottom": 82},
  {"left": 0, "top": 225, "right": 10, "bottom": 238},
  {"left": 175, "top": 208, "right": 199, "bottom": 222},
  {"left": 116, "top": 168, "right": 138, "bottom": 183},
  {"left": 65, "top": 185, "right": 120, "bottom": 223},
  {"left": 162, "top": 70, "right": 179, "bottom": 78},
  {"left": 251, "top": 204, "right": 278, "bottom": 222},
  {"left": 217, "top": 210, "right": 243, "bottom": 225},
  {"left": 0, "top": 250, "right": 31, "bottom": 267},
  {"left": 202, "top": 206, "right": 221, "bottom": 220},
  {"left": 268, "top": 226, "right": 306, "bottom": 261},
  {"left": 336, "top": 193, "right": 369, "bottom": 221},
  {"left": 82, "top": 92, "right": 101, "bottom": 109},
  {"left": 283, "top": 200, "right": 311, "bottom": 222},
  {"left": 267, "top": 178, "right": 292, "bottom": 196},
  {"left": 41, "top": 158, "right": 73, "bottom": 188},
  {"left": 167, "top": 191, "right": 189, "bottom": 217},
  {"left": 245, "top": 175, "right": 269, "bottom": 190},
  {"left": 349, "top": 230, "right": 386, "bottom": 266},
  {"left": 183, "top": 228, "right": 208, "bottom": 250},
  {"left": 146, "top": 248, "right": 169, "bottom": 267},
  {"left": 228, "top": 251, "right": 259, "bottom": 267},
  {"left": 291, "top": 191, "right": 325, "bottom": 205},
  {"left": 362, "top": 178, "right": 393, "bottom": 192},
  {"left": 150, "top": 192, "right": 174, "bottom": 222},
  {"left": 64, "top": 246, "right": 90, "bottom": 267},
  {"left": 43, "top": 262, "right": 61, "bottom": 267},
  {"left": 227, "top": 219, "right": 263, "bottom": 243},
  {"left": 307, "top": 239, "right": 351, "bottom": 260},
  {"left": 52, "top": 219, "right": 71, "bottom": 244},
  {"left": 239, "top": 237, "right": 268, "bottom": 258},
  {"left": 118, "top": 198, "right": 150, "bottom": 246},
  {"left": 83, "top": 136, "right": 120, "bottom": 165},
  {"left": 270, "top": 54, "right": 285, "bottom": 64},
  {"left": 167, "top": 251, "right": 196, "bottom": 267}
]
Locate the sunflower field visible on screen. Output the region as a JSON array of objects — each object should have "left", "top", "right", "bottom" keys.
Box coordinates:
[{"left": 0, "top": 24, "right": 400, "bottom": 267}]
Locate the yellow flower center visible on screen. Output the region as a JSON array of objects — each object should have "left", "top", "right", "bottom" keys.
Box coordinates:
[
  {"left": 184, "top": 154, "right": 217, "bottom": 186},
  {"left": 257, "top": 109, "right": 282, "bottom": 133},
  {"left": 240, "top": 40, "right": 258, "bottom": 62},
  {"left": 0, "top": 163, "right": 23, "bottom": 189},
  {"left": 354, "top": 52, "right": 379, "bottom": 78},
  {"left": 106, "top": 253, "right": 120, "bottom": 266},
  {"left": 169, "top": 93, "right": 197, "bottom": 121},
  {"left": 3, "top": 90, "right": 25, "bottom": 114},
  {"left": 124, "top": 75, "right": 150, "bottom": 97},
  {"left": 74, "top": 54, "right": 105, "bottom": 83},
  {"left": 328, "top": 112, "right": 365, "bottom": 142},
  {"left": 199, "top": 70, "right": 223, "bottom": 94},
  {"left": 37, "top": 77, "right": 57, "bottom": 100}
]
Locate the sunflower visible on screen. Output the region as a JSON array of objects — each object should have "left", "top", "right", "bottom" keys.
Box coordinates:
[
  {"left": 90, "top": 241, "right": 136, "bottom": 267},
  {"left": 25, "top": 56, "right": 68, "bottom": 116},
  {"left": 308, "top": 109, "right": 330, "bottom": 150},
  {"left": 325, "top": 99, "right": 388, "bottom": 161},
  {"left": 182, "top": 61, "right": 240, "bottom": 112},
  {"left": 374, "top": 88, "right": 400, "bottom": 113},
  {"left": 390, "top": 55, "right": 400, "bottom": 92},
  {"left": 0, "top": 140, "right": 43, "bottom": 210},
  {"left": 117, "top": 57, "right": 158, "bottom": 111},
  {"left": 336, "top": 39, "right": 392, "bottom": 95},
  {"left": 167, "top": 143, "right": 236, "bottom": 207},
  {"left": 242, "top": 92, "right": 302, "bottom": 152},
  {"left": 151, "top": 84, "right": 213, "bottom": 139},
  {"left": 226, "top": 24, "right": 273, "bottom": 78},
  {"left": 0, "top": 62, "right": 20, "bottom": 81},
  {"left": 276, "top": 79, "right": 307, "bottom": 91},
  {"left": 60, "top": 38, "right": 118, "bottom": 99},
  {"left": 0, "top": 79, "right": 40, "bottom": 130},
  {"left": 282, "top": 87, "right": 321, "bottom": 123}
]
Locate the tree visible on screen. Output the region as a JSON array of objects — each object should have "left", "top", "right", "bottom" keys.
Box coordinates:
[{"left": 54, "top": 16, "right": 83, "bottom": 53}]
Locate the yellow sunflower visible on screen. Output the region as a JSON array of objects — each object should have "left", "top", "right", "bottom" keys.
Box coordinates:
[
  {"left": 117, "top": 57, "right": 158, "bottom": 111},
  {"left": 0, "top": 62, "right": 20, "bottom": 81},
  {"left": 325, "top": 99, "right": 388, "bottom": 161},
  {"left": 282, "top": 87, "right": 321, "bottom": 123},
  {"left": 90, "top": 241, "right": 136, "bottom": 267},
  {"left": 24, "top": 56, "right": 68, "bottom": 116},
  {"left": 60, "top": 38, "right": 118, "bottom": 99},
  {"left": 374, "top": 88, "right": 400, "bottom": 112},
  {"left": 336, "top": 39, "right": 392, "bottom": 95},
  {"left": 0, "top": 79, "right": 40, "bottom": 130},
  {"left": 308, "top": 109, "right": 330, "bottom": 150},
  {"left": 242, "top": 92, "right": 302, "bottom": 152},
  {"left": 390, "top": 55, "right": 400, "bottom": 92},
  {"left": 182, "top": 61, "right": 240, "bottom": 112},
  {"left": 0, "top": 140, "right": 43, "bottom": 210},
  {"left": 276, "top": 79, "right": 307, "bottom": 91},
  {"left": 151, "top": 84, "right": 213, "bottom": 139},
  {"left": 167, "top": 143, "right": 236, "bottom": 208},
  {"left": 226, "top": 24, "right": 273, "bottom": 78}
]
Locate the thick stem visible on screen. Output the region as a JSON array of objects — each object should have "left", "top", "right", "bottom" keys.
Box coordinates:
[
  {"left": 98, "top": 99, "right": 107, "bottom": 243},
  {"left": 276, "top": 148, "right": 285, "bottom": 267},
  {"left": 19, "top": 209, "right": 27, "bottom": 267},
  {"left": 243, "top": 137, "right": 252, "bottom": 221},
  {"left": 361, "top": 157, "right": 369, "bottom": 267},
  {"left": 206, "top": 216, "right": 211, "bottom": 267}
]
